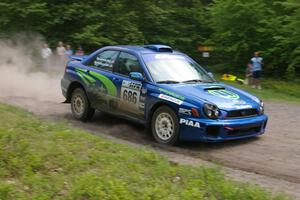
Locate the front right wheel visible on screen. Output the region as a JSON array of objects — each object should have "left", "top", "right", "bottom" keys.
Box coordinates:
[{"left": 151, "top": 106, "right": 180, "bottom": 145}]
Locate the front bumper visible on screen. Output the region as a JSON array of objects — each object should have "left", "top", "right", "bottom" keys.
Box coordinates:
[{"left": 179, "top": 114, "right": 268, "bottom": 142}]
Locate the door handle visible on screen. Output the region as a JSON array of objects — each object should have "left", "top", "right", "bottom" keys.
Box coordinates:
[{"left": 85, "top": 69, "right": 90, "bottom": 73}]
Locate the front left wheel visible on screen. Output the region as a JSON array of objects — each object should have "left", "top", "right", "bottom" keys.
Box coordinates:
[
  {"left": 70, "top": 88, "right": 95, "bottom": 121},
  {"left": 151, "top": 106, "right": 180, "bottom": 145}
]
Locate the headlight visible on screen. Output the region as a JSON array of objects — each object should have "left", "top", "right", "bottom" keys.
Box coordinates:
[
  {"left": 203, "top": 103, "right": 220, "bottom": 119},
  {"left": 259, "top": 100, "right": 264, "bottom": 114}
]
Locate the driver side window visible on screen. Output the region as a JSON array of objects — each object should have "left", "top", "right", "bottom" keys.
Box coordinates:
[
  {"left": 114, "top": 52, "right": 143, "bottom": 76},
  {"left": 88, "top": 50, "right": 119, "bottom": 71}
]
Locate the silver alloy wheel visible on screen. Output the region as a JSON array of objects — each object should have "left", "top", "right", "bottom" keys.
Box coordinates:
[
  {"left": 73, "top": 95, "right": 84, "bottom": 115},
  {"left": 155, "top": 112, "right": 174, "bottom": 141}
]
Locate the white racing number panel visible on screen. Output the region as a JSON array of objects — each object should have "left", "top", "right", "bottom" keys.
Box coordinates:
[{"left": 120, "top": 80, "right": 142, "bottom": 111}]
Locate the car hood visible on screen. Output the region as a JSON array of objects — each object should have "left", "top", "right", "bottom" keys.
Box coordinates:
[{"left": 161, "top": 83, "right": 260, "bottom": 110}]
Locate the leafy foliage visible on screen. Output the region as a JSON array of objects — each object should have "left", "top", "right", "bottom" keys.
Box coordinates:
[
  {"left": 208, "top": 0, "right": 300, "bottom": 77},
  {"left": 0, "top": 0, "right": 299, "bottom": 77}
]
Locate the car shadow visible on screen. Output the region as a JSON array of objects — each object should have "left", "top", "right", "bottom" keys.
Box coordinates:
[{"left": 64, "top": 110, "right": 260, "bottom": 155}]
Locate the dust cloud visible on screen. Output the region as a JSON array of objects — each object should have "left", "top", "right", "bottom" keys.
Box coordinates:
[{"left": 0, "top": 34, "right": 64, "bottom": 102}]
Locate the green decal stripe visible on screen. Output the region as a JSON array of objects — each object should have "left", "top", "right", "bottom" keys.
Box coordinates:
[
  {"left": 75, "top": 68, "right": 98, "bottom": 85},
  {"left": 159, "top": 88, "right": 185, "bottom": 100},
  {"left": 218, "top": 90, "right": 230, "bottom": 96},
  {"left": 89, "top": 71, "right": 117, "bottom": 96},
  {"left": 76, "top": 72, "right": 90, "bottom": 85},
  {"left": 76, "top": 68, "right": 88, "bottom": 73},
  {"left": 222, "top": 90, "right": 239, "bottom": 99},
  {"left": 208, "top": 90, "right": 218, "bottom": 96},
  {"left": 208, "top": 89, "right": 239, "bottom": 99},
  {"left": 78, "top": 71, "right": 96, "bottom": 83}
]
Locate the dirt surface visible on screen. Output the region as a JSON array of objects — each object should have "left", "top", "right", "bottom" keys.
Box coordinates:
[{"left": 1, "top": 96, "right": 299, "bottom": 199}]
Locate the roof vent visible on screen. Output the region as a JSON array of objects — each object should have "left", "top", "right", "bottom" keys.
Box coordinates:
[{"left": 144, "top": 44, "right": 173, "bottom": 52}]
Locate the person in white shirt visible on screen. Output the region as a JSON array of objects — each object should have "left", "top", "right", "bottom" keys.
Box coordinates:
[
  {"left": 250, "top": 51, "right": 264, "bottom": 89},
  {"left": 41, "top": 43, "right": 52, "bottom": 68}
]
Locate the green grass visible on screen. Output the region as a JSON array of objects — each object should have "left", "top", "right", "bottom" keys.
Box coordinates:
[
  {"left": 0, "top": 103, "right": 290, "bottom": 200},
  {"left": 215, "top": 74, "right": 300, "bottom": 103}
]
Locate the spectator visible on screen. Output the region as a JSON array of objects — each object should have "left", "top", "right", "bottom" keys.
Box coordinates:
[
  {"left": 41, "top": 43, "right": 52, "bottom": 68},
  {"left": 56, "top": 41, "right": 66, "bottom": 65},
  {"left": 75, "top": 46, "right": 84, "bottom": 56},
  {"left": 245, "top": 62, "right": 253, "bottom": 85},
  {"left": 65, "top": 44, "right": 73, "bottom": 59},
  {"left": 250, "top": 51, "right": 263, "bottom": 89}
]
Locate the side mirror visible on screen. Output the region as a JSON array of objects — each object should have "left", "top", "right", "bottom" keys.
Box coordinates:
[
  {"left": 129, "top": 72, "right": 144, "bottom": 82},
  {"left": 208, "top": 72, "right": 214, "bottom": 78}
]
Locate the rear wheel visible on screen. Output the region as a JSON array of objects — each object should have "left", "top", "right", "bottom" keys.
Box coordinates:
[
  {"left": 151, "top": 106, "right": 179, "bottom": 145},
  {"left": 71, "top": 88, "right": 95, "bottom": 121}
]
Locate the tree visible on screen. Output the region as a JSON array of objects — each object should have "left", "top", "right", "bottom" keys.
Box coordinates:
[
  {"left": 0, "top": 1, "right": 50, "bottom": 33},
  {"left": 2, "top": 0, "right": 299, "bottom": 78},
  {"left": 279, "top": 0, "right": 300, "bottom": 78},
  {"left": 208, "top": 0, "right": 273, "bottom": 72}
]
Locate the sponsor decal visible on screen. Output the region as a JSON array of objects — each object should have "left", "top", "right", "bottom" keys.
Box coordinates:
[
  {"left": 75, "top": 68, "right": 117, "bottom": 97},
  {"left": 207, "top": 89, "right": 240, "bottom": 100},
  {"left": 94, "top": 57, "right": 115, "bottom": 68},
  {"left": 220, "top": 104, "right": 252, "bottom": 109},
  {"left": 158, "top": 94, "right": 183, "bottom": 105},
  {"left": 232, "top": 99, "right": 246, "bottom": 104},
  {"left": 159, "top": 88, "right": 185, "bottom": 100},
  {"left": 121, "top": 80, "right": 142, "bottom": 108},
  {"left": 89, "top": 71, "right": 117, "bottom": 96},
  {"left": 75, "top": 68, "right": 96, "bottom": 85},
  {"left": 178, "top": 108, "right": 191, "bottom": 115},
  {"left": 234, "top": 105, "right": 252, "bottom": 109},
  {"left": 76, "top": 71, "right": 90, "bottom": 85},
  {"left": 123, "top": 81, "right": 142, "bottom": 91},
  {"left": 179, "top": 118, "right": 201, "bottom": 128}
]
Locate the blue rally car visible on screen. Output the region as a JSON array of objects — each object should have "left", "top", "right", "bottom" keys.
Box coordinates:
[{"left": 61, "top": 44, "right": 268, "bottom": 145}]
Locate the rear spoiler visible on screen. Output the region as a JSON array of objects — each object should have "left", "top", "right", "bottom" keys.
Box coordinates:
[{"left": 70, "top": 55, "right": 88, "bottom": 62}]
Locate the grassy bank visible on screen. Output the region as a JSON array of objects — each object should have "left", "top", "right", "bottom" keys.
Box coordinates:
[
  {"left": 215, "top": 75, "right": 300, "bottom": 103},
  {"left": 0, "top": 103, "right": 289, "bottom": 200}
]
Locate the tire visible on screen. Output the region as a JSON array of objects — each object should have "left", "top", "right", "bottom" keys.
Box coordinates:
[
  {"left": 151, "top": 106, "right": 180, "bottom": 145},
  {"left": 70, "top": 88, "right": 95, "bottom": 121}
]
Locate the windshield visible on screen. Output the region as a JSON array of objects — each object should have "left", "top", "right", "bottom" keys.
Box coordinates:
[{"left": 142, "top": 53, "right": 215, "bottom": 83}]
